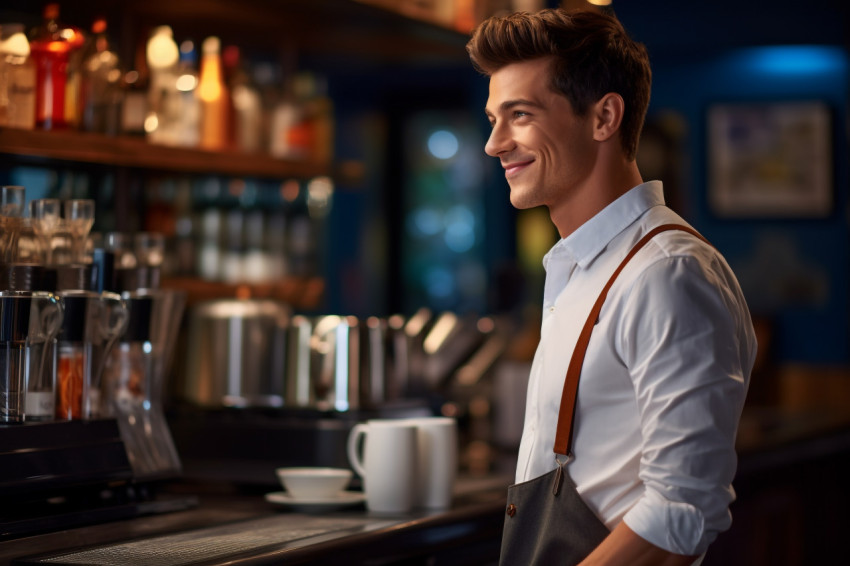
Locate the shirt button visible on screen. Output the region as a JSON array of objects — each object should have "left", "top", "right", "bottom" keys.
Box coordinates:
[{"left": 549, "top": 306, "right": 555, "bottom": 312}]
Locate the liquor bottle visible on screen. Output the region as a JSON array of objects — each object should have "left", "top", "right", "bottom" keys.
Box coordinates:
[
  {"left": 223, "top": 45, "right": 261, "bottom": 153},
  {"left": 237, "top": 182, "right": 269, "bottom": 283},
  {"left": 219, "top": 203, "right": 244, "bottom": 283},
  {"left": 28, "top": 3, "right": 85, "bottom": 130},
  {"left": 269, "top": 72, "right": 334, "bottom": 163},
  {"left": 145, "top": 25, "right": 179, "bottom": 144},
  {"left": 197, "top": 36, "right": 229, "bottom": 150},
  {"left": 195, "top": 178, "right": 223, "bottom": 280},
  {"left": 0, "top": 23, "right": 36, "bottom": 129},
  {"left": 80, "top": 17, "right": 122, "bottom": 134},
  {"left": 173, "top": 40, "right": 201, "bottom": 147},
  {"left": 265, "top": 183, "right": 288, "bottom": 279},
  {"left": 121, "top": 36, "right": 150, "bottom": 136},
  {"left": 269, "top": 84, "right": 300, "bottom": 160},
  {"left": 304, "top": 73, "right": 334, "bottom": 165},
  {"left": 171, "top": 179, "right": 196, "bottom": 275}
]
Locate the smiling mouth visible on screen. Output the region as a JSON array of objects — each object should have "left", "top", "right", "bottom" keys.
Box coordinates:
[{"left": 503, "top": 160, "right": 534, "bottom": 178}]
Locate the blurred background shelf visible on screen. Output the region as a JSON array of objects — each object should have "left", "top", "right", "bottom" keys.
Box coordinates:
[
  {"left": 0, "top": 128, "right": 330, "bottom": 179},
  {"left": 161, "top": 276, "right": 325, "bottom": 309}
]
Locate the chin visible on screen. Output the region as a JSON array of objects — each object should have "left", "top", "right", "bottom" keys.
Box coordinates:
[
  {"left": 508, "top": 188, "right": 537, "bottom": 210},
  {"left": 509, "top": 197, "right": 537, "bottom": 211}
]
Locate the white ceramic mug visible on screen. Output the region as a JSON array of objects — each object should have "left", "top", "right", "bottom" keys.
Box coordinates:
[
  {"left": 347, "top": 419, "right": 418, "bottom": 514},
  {"left": 405, "top": 416, "right": 458, "bottom": 509}
]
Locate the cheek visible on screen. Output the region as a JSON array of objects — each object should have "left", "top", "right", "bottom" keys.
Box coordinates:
[{"left": 532, "top": 129, "right": 566, "bottom": 163}]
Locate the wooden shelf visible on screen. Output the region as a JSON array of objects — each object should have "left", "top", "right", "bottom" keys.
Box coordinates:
[
  {"left": 161, "top": 276, "right": 325, "bottom": 310},
  {"left": 0, "top": 128, "right": 330, "bottom": 180}
]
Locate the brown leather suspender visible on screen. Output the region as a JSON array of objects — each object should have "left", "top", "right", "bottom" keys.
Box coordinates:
[{"left": 553, "top": 224, "right": 711, "bottom": 457}]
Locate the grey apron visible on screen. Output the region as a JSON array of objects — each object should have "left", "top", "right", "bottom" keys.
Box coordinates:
[{"left": 499, "top": 224, "right": 707, "bottom": 565}]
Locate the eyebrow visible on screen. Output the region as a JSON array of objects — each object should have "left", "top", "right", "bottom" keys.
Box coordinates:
[{"left": 484, "top": 98, "right": 543, "bottom": 118}]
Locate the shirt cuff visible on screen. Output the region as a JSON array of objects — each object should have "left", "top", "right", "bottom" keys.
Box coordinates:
[{"left": 622, "top": 489, "right": 709, "bottom": 556}]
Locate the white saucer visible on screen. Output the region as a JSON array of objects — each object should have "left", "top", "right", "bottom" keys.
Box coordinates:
[{"left": 264, "top": 491, "right": 366, "bottom": 512}]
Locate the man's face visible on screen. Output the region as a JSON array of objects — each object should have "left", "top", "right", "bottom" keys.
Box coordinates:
[{"left": 484, "top": 57, "right": 596, "bottom": 212}]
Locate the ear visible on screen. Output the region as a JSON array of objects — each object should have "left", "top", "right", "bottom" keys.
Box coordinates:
[{"left": 592, "top": 92, "right": 625, "bottom": 143}]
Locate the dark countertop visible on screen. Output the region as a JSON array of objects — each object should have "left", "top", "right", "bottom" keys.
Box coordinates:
[
  {"left": 3, "top": 404, "right": 850, "bottom": 566},
  {"left": 0, "top": 476, "right": 510, "bottom": 566}
]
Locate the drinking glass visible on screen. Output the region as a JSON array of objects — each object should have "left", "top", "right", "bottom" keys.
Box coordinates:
[
  {"left": 134, "top": 232, "right": 165, "bottom": 268},
  {"left": 105, "top": 232, "right": 137, "bottom": 268},
  {"left": 63, "top": 199, "right": 95, "bottom": 264},
  {"left": 30, "top": 198, "right": 61, "bottom": 265},
  {"left": 1, "top": 186, "right": 25, "bottom": 217},
  {"left": 1, "top": 186, "right": 25, "bottom": 263}
]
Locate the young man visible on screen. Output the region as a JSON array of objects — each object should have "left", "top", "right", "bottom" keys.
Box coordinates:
[{"left": 467, "top": 9, "right": 757, "bottom": 566}]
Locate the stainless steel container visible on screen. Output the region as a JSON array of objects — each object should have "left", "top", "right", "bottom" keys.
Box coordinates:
[{"left": 183, "top": 299, "right": 290, "bottom": 408}]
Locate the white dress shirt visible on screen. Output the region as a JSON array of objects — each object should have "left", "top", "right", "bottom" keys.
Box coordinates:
[{"left": 515, "top": 181, "right": 757, "bottom": 556}]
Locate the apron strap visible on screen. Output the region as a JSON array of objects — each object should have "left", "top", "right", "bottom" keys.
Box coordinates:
[{"left": 553, "top": 223, "right": 711, "bottom": 456}]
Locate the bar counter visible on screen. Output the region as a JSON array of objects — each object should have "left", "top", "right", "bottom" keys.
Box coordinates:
[
  {"left": 0, "top": 476, "right": 509, "bottom": 566},
  {"left": 3, "top": 398, "right": 850, "bottom": 565}
]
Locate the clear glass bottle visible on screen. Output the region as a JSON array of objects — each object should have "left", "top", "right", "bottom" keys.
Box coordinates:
[
  {"left": 196, "top": 179, "right": 223, "bottom": 280},
  {"left": 224, "top": 45, "right": 261, "bottom": 153},
  {"left": 173, "top": 40, "right": 201, "bottom": 147},
  {"left": 145, "top": 25, "right": 179, "bottom": 144},
  {"left": 80, "top": 17, "right": 122, "bottom": 135},
  {"left": 0, "top": 24, "right": 36, "bottom": 130},
  {"left": 121, "top": 37, "right": 150, "bottom": 137},
  {"left": 241, "top": 184, "right": 270, "bottom": 283}
]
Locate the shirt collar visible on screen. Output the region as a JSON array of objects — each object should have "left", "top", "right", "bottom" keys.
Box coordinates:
[{"left": 542, "top": 181, "right": 666, "bottom": 271}]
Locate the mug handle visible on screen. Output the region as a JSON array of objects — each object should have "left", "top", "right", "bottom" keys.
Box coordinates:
[{"left": 346, "top": 423, "right": 368, "bottom": 478}]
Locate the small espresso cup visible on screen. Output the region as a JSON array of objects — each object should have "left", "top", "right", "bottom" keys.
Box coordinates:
[
  {"left": 404, "top": 416, "right": 458, "bottom": 509},
  {"left": 347, "top": 419, "right": 418, "bottom": 514}
]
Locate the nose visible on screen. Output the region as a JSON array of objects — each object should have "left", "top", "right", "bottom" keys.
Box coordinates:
[{"left": 485, "top": 121, "right": 512, "bottom": 157}]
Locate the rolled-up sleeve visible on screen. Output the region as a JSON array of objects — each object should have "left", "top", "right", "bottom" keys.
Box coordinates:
[{"left": 619, "top": 254, "right": 753, "bottom": 555}]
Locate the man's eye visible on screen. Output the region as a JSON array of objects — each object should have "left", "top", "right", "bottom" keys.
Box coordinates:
[{"left": 514, "top": 110, "right": 529, "bottom": 118}]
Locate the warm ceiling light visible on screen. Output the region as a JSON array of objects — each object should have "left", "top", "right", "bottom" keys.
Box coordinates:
[{"left": 587, "top": 0, "right": 613, "bottom": 5}]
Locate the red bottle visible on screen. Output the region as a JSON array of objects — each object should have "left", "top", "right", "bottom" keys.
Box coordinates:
[{"left": 29, "top": 3, "right": 85, "bottom": 129}]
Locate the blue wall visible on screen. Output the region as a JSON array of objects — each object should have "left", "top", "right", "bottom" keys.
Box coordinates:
[{"left": 615, "top": 2, "right": 850, "bottom": 363}]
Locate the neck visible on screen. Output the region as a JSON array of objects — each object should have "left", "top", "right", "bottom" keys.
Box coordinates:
[{"left": 550, "top": 157, "right": 643, "bottom": 239}]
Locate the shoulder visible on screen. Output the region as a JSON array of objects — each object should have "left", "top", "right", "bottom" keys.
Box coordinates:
[
  {"left": 610, "top": 219, "right": 748, "bottom": 323},
  {"left": 616, "top": 219, "right": 723, "bottom": 287}
]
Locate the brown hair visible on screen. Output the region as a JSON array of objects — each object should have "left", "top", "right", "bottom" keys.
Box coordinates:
[{"left": 467, "top": 9, "right": 651, "bottom": 161}]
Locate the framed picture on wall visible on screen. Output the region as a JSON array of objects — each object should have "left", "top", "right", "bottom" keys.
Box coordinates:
[{"left": 707, "top": 101, "right": 832, "bottom": 217}]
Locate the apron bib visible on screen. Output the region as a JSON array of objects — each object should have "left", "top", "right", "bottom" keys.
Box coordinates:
[{"left": 498, "top": 224, "right": 708, "bottom": 565}]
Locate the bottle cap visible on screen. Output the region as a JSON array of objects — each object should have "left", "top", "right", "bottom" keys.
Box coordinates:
[
  {"left": 0, "top": 26, "right": 30, "bottom": 57},
  {"left": 91, "top": 18, "right": 107, "bottom": 35},
  {"left": 147, "top": 26, "right": 179, "bottom": 70},
  {"left": 202, "top": 36, "right": 220, "bottom": 55}
]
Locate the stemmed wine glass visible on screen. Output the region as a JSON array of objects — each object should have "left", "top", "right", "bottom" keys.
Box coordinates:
[
  {"left": 63, "top": 199, "right": 95, "bottom": 264},
  {"left": 30, "top": 198, "right": 62, "bottom": 265}
]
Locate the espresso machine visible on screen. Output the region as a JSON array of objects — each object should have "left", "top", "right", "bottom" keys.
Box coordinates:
[
  {"left": 0, "top": 285, "right": 192, "bottom": 539},
  {"left": 0, "top": 192, "right": 192, "bottom": 539}
]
